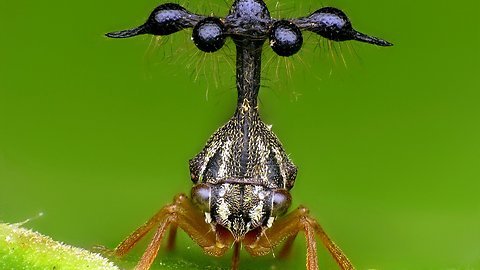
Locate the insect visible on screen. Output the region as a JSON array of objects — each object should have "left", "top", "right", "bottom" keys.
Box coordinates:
[{"left": 106, "top": 1, "right": 392, "bottom": 269}]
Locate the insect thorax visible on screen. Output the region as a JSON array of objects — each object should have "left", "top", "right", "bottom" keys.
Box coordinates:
[
  {"left": 189, "top": 100, "right": 296, "bottom": 238},
  {"left": 189, "top": 102, "right": 297, "bottom": 189}
]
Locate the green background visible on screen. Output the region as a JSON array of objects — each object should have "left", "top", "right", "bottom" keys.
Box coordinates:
[{"left": 1, "top": 0, "right": 479, "bottom": 269}]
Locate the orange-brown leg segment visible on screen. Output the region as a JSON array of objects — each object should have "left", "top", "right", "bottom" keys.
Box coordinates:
[
  {"left": 114, "top": 193, "right": 230, "bottom": 270},
  {"left": 244, "top": 206, "right": 354, "bottom": 270},
  {"left": 278, "top": 233, "right": 297, "bottom": 259},
  {"left": 166, "top": 225, "right": 178, "bottom": 251}
]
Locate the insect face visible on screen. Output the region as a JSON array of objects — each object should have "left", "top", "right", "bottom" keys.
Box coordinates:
[{"left": 192, "top": 182, "right": 292, "bottom": 240}]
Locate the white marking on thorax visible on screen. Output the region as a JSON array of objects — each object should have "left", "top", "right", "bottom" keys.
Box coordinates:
[
  {"left": 218, "top": 183, "right": 231, "bottom": 197},
  {"left": 254, "top": 135, "right": 269, "bottom": 182},
  {"left": 241, "top": 98, "right": 251, "bottom": 113},
  {"left": 249, "top": 200, "right": 264, "bottom": 224},
  {"left": 272, "top": 146, "right": 286, "bottom": 188},
  {"left": 204, "top": 212, "right": 212, "bottom": 224},
  {"left": 217, "top": 198, "right": 231, "bottom": 222},
  {"left": 253, "top": 185, "right": 267, "bottom": 200},
  {"left": 217, "top": 138, "right": 233, "bottom": 178},
  {"left": 267, "top": 216, "right": 275, "bottom": 228}
]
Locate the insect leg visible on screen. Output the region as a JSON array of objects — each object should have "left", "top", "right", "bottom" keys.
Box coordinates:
[
  {"left": 278, "top": 233, "right": 297, "bottom": 259},
  {"left": 306, "top": 214, "right": 354, "bottom": 270},
  {"left": 135, "top": 215, "right": 173, "bottom": 270},
  {"left": 114, "top": 193, "right": 229, "bottom": 270},
  {"left": 114, "top": 201, "right": 174, "bottom": 257},
  {"left": 166, "top": 224, "right": 178, "bottom": 251},
  {"left": 244, "top": 206, "right": 354, "bottom": 270}
]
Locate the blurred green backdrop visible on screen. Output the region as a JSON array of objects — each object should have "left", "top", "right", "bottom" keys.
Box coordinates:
[{"left": 1, "top": 0, "right": 479, "bottom": 269}]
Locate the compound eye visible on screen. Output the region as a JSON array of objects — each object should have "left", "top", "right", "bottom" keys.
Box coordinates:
[
  {"left": 191, "top": 183, "right": 212, "bottom": 212},
  {"left": 271, "top": 189, "right": 292, "bottom": 217},
  {"left": 269, "top": 20, "right": 303, "bottom": 57},
  {"left": 192, "top": 17, "right": 226, "bottom": 53}
]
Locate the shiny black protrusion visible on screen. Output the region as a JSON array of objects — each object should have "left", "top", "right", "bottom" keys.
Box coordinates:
[
  {"left": 106, "top": 3, "right": 200, "bottom": 38},
  {"left": 225, "top": 0, "right": 271, "bottom": 38},
  {"left": 105, "top": 25, "right": 148, "bottom": 38},
  {"left": 269, "top": 20, "right": 303, "bottom": 57},
  {"left": 192, "top": 17, "right": 226, "bottom": 53},
  {"left": 294, "top": 7, "right": 393, "bottom": 46}
]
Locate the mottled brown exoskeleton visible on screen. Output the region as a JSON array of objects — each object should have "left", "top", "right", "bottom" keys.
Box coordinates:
[{"left": 106, "top": 1, "right": 392, "bottom": 269}]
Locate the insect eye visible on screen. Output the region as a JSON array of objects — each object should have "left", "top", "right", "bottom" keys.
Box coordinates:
[
  {"left": 192, "top": 17, "right": 226, "bottom": 53},
  {"left": 269, "top": 20, "right": 303, "bottom": 57},
  {"left": 191, "top": 183, "right": 212, "bottom": 212},
  {"left": 271, "top": 189, "right": 292, "bottom": 217}
]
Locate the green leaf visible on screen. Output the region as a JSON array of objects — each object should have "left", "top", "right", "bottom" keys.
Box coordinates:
[
  {"left": 0, "top": 223, "right": 119, "bottom": 270},
  {"left": 0, "top": 222, "right": 235, "bottom": 270}
]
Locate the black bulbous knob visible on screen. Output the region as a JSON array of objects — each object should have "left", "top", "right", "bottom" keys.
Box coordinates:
[
  {"left": 146, "top": 3, "right": 193, "bottom": 35},
  {"left": 192, "top": 17, "right": 226, "bottom": 53},
  {"left": 106, "top": 3, "right": 199, "bottom": 38},
  {"left": 269, "top": 20, "right": 303, "bottom": 57},
  {"left": 294, "top": 7, "right": 393, "bottom": 46},
  {"left": 307, "top": 7, "right": 353, "bottom": 41}
]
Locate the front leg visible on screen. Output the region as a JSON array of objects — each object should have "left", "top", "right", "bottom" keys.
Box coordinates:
[
  {"left": 114, "top": 193, "right": 230, "bottom": 270},
  {"left": 244, "top": 206, "right": 354, "bottom": 270}
]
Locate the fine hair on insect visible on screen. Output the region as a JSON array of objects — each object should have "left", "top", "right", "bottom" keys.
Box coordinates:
[
  {"left": 105, "top": 1, "right": 392, "bottom": 269},
  {"left": 140, "top": 0, "right": 364, "bottom": 102}
]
